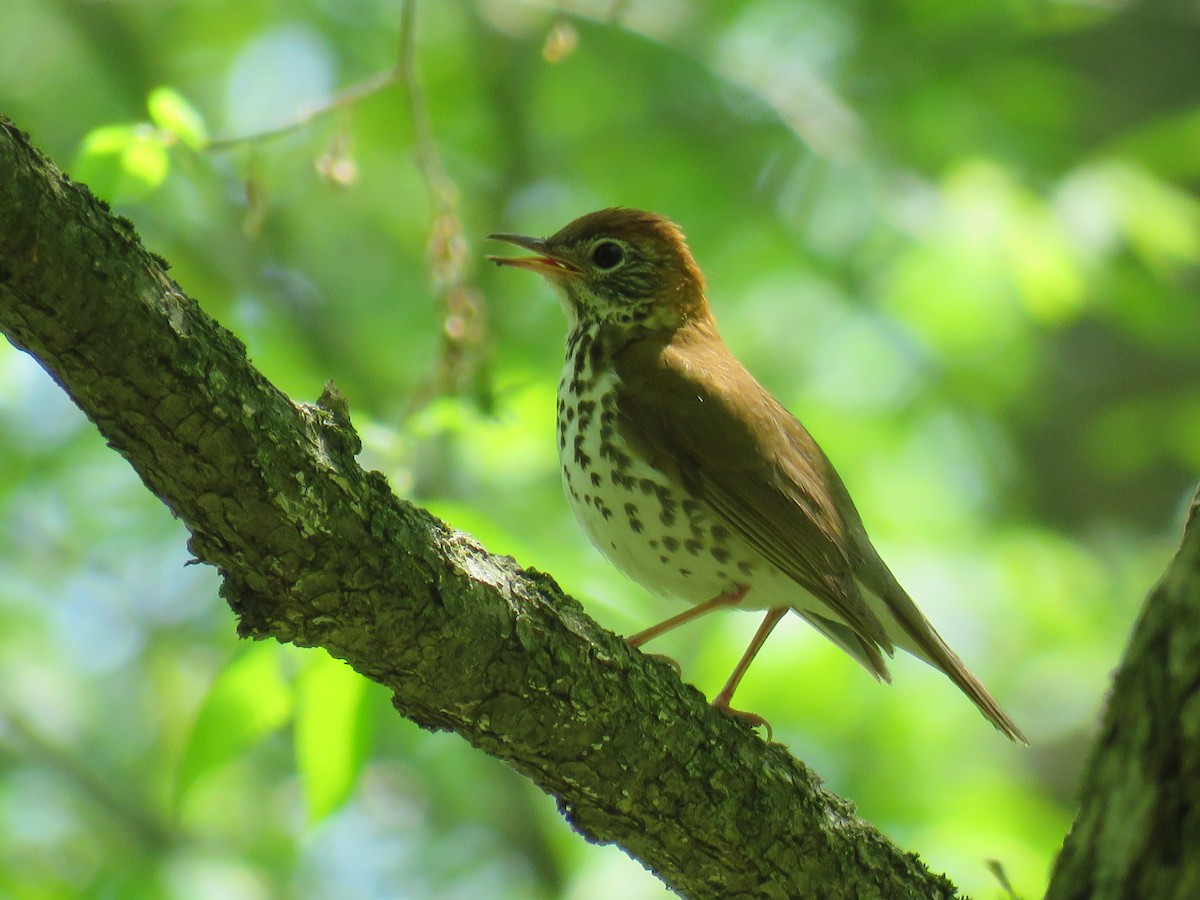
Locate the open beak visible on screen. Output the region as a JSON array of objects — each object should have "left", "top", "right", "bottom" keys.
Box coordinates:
[{"left": 486, "top": 233, "right": 582, "bottom": 277}]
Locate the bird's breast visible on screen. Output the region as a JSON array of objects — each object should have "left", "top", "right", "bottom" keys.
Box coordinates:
[{"left": 556, "top": 326, "right": 770, "bottom": 607}]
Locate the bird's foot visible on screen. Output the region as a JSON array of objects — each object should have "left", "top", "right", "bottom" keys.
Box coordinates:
[
  {"left": 636, "top": 649, "right": 682, "bottom": 676},
  {"left": 712, "top": 696, "right": 774, "bottom": 742}
]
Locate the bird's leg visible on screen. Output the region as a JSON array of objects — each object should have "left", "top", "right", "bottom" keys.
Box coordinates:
[
  {"left": 625, "top": 584, "right": 749, "bottom": 648},
  {"left": 711, "top": 606, "right": 789, "bottom": 739}
]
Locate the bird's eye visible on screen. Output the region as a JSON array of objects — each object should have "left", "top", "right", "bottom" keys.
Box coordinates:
[{"left": 591, "top": 240, "right": 624, "bottom": 271}]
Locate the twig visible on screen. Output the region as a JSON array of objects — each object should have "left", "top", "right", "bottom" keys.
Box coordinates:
[
  {"left": 206, "top": 64, "right": 405, "bottom": 152},
  {"left": 200, "top": 2, "right": 490, "bottom": 406},
  {"left": 398, "top": 0, "right": 491, "bottom": 409}
]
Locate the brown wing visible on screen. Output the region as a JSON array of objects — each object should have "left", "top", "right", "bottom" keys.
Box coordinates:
[
  {"left": 612, "top": 324, "right": 892, "bottom": 655},
  {"left": 613, "top": 323, "right": 1026, "bottom": 742}
]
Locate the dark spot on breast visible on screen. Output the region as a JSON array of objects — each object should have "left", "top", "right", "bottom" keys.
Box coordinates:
[
  {"left": 591, "top": 472, "right": 602, "bottom": 487},
  {"left": 573, "top": 435, "right": 591, "bottom": 469},
  {"left": 711, "top": 525, "right": 730, "bottom": 542},
  {"left": 588, "top": 333, "right": 605, "bottom": 372},
  {"left": 678, "top": 568, "right": 692, "bottom": 577},
  {"left": 738, "top": 560, "right": 754, "bottom": 576},
  {"left": 566, "top": 407, "right": 576, "bottom": 423},
  {"left": 611, "top": 471, "right": 634, "bottom": 489},
  {"left": 684, "top": 539, "right": 702, "bottom": 555},
  {"left": 629, "top": 518, "right": 643, "bottom": 533},
  {"left": 711, "top": 546, "right": 730, "bottom": 564},
  {"left": 658, "top": 497, "right": 677, "bottom": 526},
  {"left": 572, "top": 331, "right": 593, "bottom": 376},
  {"left": 566, "top": 330, "right": 583, "bottom": 356},
  {"left": 576, "top": 400, "right": 596, "bottom": 432},
  {"left": 662, "top": 536, "right": 679, "bottom": 552},
  {"left": 640, "top": 478, "right": 656, "bottom": 495}
]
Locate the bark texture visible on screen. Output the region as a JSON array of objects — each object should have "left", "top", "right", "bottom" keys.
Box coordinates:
[
  {"left": 1045, "top": 489, "right": 1200, "bottom": 899},
  {"left": 0, "top": 119, "right": 962, "bottom": 898}
]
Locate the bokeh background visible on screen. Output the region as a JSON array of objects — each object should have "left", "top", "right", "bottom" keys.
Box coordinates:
[{"left": 2, "top": 1, "right": 1198, "bottom": 897}]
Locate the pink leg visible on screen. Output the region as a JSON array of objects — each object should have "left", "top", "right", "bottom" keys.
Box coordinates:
[
  {"left": 626, "top": 585, "right": 749, "bottom": 648},
  {"left": 711, "top": 606, "right": 788, "bottom": 738}
]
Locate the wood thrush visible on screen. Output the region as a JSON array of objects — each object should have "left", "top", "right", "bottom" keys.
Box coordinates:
[{"left": 487, "top": 207, "right": 1025, "bottom": 743}]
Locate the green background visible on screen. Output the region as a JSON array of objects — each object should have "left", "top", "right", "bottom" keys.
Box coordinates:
[{"left": 2, "top": 1, "right": 1197, "bottom": 897}]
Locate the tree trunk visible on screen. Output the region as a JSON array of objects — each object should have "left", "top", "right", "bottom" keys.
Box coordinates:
[{"left": 1045, "top": 489, "right": 1200, "bottom": 899}]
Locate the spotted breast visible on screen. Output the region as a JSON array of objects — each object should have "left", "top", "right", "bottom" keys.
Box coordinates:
[{"left": 557, "top": 322, "right": 781, "bottom": 609}]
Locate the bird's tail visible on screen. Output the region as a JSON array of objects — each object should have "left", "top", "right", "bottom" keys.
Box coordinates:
[
  {"left": 905, "top": 613, "right": 1027, "bottom": 744},
  {"left": 859, "top": 564, "right": 1027, "bottom": 744}
]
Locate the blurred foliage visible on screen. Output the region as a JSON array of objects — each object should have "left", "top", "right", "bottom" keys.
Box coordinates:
[{"left": 1, "top": 0, "right": 1198, "bottom": 897}]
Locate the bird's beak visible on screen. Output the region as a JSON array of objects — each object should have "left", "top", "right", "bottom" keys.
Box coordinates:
[{"left": 486, "top": 233, "right": 582, "bottom": 277}]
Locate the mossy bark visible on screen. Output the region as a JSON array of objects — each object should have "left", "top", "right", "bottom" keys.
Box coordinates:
[{"left": 1046, "top": 491, "right": 1200, "bottom": 900}]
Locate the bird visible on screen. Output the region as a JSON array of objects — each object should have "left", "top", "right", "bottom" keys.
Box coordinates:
[{"left": 486, "top": 207, "right": 1025, "bottom": 743}]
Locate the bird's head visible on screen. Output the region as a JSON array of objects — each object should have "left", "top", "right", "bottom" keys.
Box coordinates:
[{"left": 487, "top": 207, "right": 709, "bottom": 333}]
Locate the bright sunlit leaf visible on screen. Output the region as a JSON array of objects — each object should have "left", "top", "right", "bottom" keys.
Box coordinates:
[
  {"left": 147, "top": 85, "right": 209, "bottom": 149},
  {"left": 73, "top": 125, "right": 138, "bottom": 201},
  {"left": 295, "top": 649, "right": 371, "bottom": 823},
  {"left": 121, "top": 131, "right": 170, "bottom": 188},
  {"left": 1112, "top": 164, "right": 1200, "bottom": 270},
  {"left": 78, "top": 123, "right": 139, "bottom": 156},
  {"left": 175, "top": 642, "right": 293, "bottom": 809},
  {"left": 74, "top": 123, "right": 169, "bottom": 201}
]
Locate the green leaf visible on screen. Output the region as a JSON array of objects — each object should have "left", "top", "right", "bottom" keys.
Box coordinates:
[
  {"left": 78, "top": 123, "right": 140, "bottom": 156},
  {"left": 295, "top": 649, "right": 372, "bottom": 823},
  {"left": 73, "top": 124, "right": 138, "bottom": 201},
  {"left": 121, "top": 130, "right": 170, "bottom": 189},
  {"left": 147, "top": 85, "right": 209, "bottom": 150},
  {"left": 175, "top": 642, "right": 293, "bottom": 809},
  {"left": 73, "top": 123, "right": 169, "bottom": 202}
]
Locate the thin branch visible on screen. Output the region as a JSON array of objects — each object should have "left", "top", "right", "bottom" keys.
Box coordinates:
[
  {"left": 200, "top": 1, "right": 490, "bottom": 406},
  {"left": 398, "top": 0, "right": 490, "bottom": 408},
  {"left": 400, "top": 0, "right": 452, "bottom": 205},
  {"left": 205, "top": 62, "right": 405, "bottom": 152}
]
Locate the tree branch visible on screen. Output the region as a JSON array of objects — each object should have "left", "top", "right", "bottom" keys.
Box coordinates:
[
  {"left": 0, "top": 116, "right": 962, "bottom": 898},
  {"left": 1046, "top": 485, "right": 1200, "bottom": 898}
]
